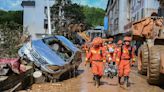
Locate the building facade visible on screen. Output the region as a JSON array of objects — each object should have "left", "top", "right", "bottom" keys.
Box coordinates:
[
  {"left": 158, "top": 0, "right": 164, "bottom": 17},
  {"left": 106, "top": 0, "right": 120, "bottom": 35},
  {"left": 106, "top": 0, "right": 159, "bottom": 36},
  {"left": 21, "top": 0, "right": 55, "bottom": 39}
]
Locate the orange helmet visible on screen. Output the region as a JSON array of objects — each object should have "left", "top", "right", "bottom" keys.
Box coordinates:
[
  {"left": 98, "top": 37, "right": 103, "bottom": 44},
  {"left": 92, "top": 37, "right": 103, "bottom": 46},
  {"left": 117, "top": 40, "right": 123, "bottom": 45}
]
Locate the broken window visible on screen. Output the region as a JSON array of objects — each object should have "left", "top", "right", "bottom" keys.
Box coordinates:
[{"left": 43, "top": 37, "right": 72, "bottom": 62}]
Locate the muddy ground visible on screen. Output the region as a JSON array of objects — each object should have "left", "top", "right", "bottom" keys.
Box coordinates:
[{"left": 22, "top": 55, "right": 164, "bottom": 92}]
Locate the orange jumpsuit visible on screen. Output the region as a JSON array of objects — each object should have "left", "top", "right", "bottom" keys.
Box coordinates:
[
  {"left": 101, "top": 44, "right": 108, "bottom": 58},
  {"left": 86, "top": 47, "right": 106, "bottom": 76},
  {"left": 107, "top": 43, "right": 116, "bottom": 62},
  {"left": 116, "top": 45, "right": 136, "bottom": 77},
  {"left": 113, "top": 46, "right": 121, "bottom": 65}
]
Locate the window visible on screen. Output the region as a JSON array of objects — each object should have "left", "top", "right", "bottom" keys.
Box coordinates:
[
  {"left": 136, "top": 12, "right": 139, "bottom": 21},
  {"left": 44, "top": 6, "right": 47, "bottom": 14},
  {"left": 134, "top": 14, "right": 137, "bottom": 21},
  {"left": 137, "top": 0, "right": 141, "bottom": 4},
  {"left": 110, "top": 0, "right": 113, "bottom": 5},
  {"left": 138, "top": 12, "right": 139, "bottom": 20},
  {"left": 133, "top": 0, "right": 136, "bottom": 6},
  {"left": 141, "top": 8, "right": 144, "bottom": 18},
  {"left": 114, "top": 18, "right": 118, "bottom": 30},
  {"left": 44, "top": 19, "right": 48, "bottom": 29},
  {"left": 131, "top": 17, "right": 135, "bottom": 22},
  {"left": 44, "top": 6, "right": 48, "bottom": 18}
]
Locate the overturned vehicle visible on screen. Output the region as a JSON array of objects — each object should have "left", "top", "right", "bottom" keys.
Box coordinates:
[{"left": 18, "top": 36, "right": 82, "bottom": 82}]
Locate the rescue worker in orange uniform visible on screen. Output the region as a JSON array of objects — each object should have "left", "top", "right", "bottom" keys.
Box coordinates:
[
  {"left": 113, "top": 39, "right": 123, "bottom": 66},
  {"left": 85, "top": 37, "right": 106, "bottom": 87},
  {"left": 82, "top": 41, "right": 92, "bottom": 67},
  {"left": 100, "top": 39, "right": 108, "bottom": 56},
  {"left": 82, "top": 40, "right": 91, "bottom": 53},
  {"left": 103, "top": 41, "right": 109, "bottom": 61},
  {"left": 114, "top": 36, "right": 136, "bottom": 87},
  {"left": 107, "top": 37, "right": 116, "bottom": 63}
]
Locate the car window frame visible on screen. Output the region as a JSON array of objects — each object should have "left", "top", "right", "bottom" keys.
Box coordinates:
[{"left": 42, "top": 37, "right": 74, "bottom": 63}]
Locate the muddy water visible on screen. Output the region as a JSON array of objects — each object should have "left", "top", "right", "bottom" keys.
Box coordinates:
[{"left": 29, "top": 55, "right": 164, "bottom": 92}]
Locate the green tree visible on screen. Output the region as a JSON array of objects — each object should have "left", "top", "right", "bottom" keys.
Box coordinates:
[
  {"left": 82, "top": 6, "right": 105, "bottom": 27},
  {"left": 64, "top": 3, "right": 85, "bottom": 23},
  {"left": 0, "top": 10, "right": 23, "bottom": 24}
]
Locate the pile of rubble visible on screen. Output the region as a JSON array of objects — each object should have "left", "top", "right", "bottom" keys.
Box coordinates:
[
  {"left": 0, "top": 22, "right": 23, "bottom": 58},
  {"left": 0, "top": 22, "right": 33, "bottom": 91}
]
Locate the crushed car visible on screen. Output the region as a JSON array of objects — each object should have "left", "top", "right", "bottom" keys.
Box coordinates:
[{"left": 18, "top": 35, "right": 82, "bottom": 82}]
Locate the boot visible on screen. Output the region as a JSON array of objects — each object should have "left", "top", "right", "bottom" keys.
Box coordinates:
[
  {"left": 98, "top": 76, "right": 101, "bottom": 86},
  {"left": 93, "top": 75, "right": 96, "bottom": 86},
  {"left": 93, "top": 75, "right": 95, "bottom": 80},
  {"left": 118, "top": 77, "right": 122, "bottom": 85},
  {"left": 122, "top": 76, "right": 127, "bottom": 88},
  {"left": 98, "top": 76, "right": 102, "bottom": 80},
  {"left": 124, "top": 76, "right": 130, "bottom": 87},
  {"left": 95, "top": 75, "right": 100, "bottom": 88},
  {"left": 126, "top": 76, "right": 130, "bottom": 87},
  {"left": 124, "top": 76, "right": 126, "bottom": 82},
  {"left": 119, "top": 77, "right": 124, "bottom": 85}
]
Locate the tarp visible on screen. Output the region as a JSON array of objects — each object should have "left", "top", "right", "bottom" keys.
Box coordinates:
[
  {"left": 0, "top": 58, "right": 26, "bottom": 74},
  {"left": 104, "top": 16, "right": 109, "bottom": 31}
]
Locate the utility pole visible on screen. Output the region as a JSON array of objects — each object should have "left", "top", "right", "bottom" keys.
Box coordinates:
[{"left": 47, "top": 0, "right": 52, "bottom": 35}]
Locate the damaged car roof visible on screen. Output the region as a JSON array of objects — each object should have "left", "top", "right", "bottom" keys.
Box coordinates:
[
  {"left": 31, "top": 36, "right": 80, "bottom": 66},
  {"left": 32, "top": 40, "right": 66, "bottom": 66},
  {"left": 55, "top": 36, "right": 80, "bottom": 52}
]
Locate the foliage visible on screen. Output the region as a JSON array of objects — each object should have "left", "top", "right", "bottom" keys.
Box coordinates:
[
  {"left": 51, "top": 1, "right": 105, "bottom": 29},
  {"left": 62, "top": 5, "right": 105, "bottom": 27},
  {"left": 0, "top": 21, "right": 23, "bottom": 58},
  {"left": 82, "top": 6, "right": 105, "bottom": 27},
  {"left": 0, "top": 10, "right": 23, "bottom": 58},
  {"left": 0, "top": 10, "right": 23, "bottom": 24},
  {"left": 63, "top": 3, "right": 85, "bottom": 23}
]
